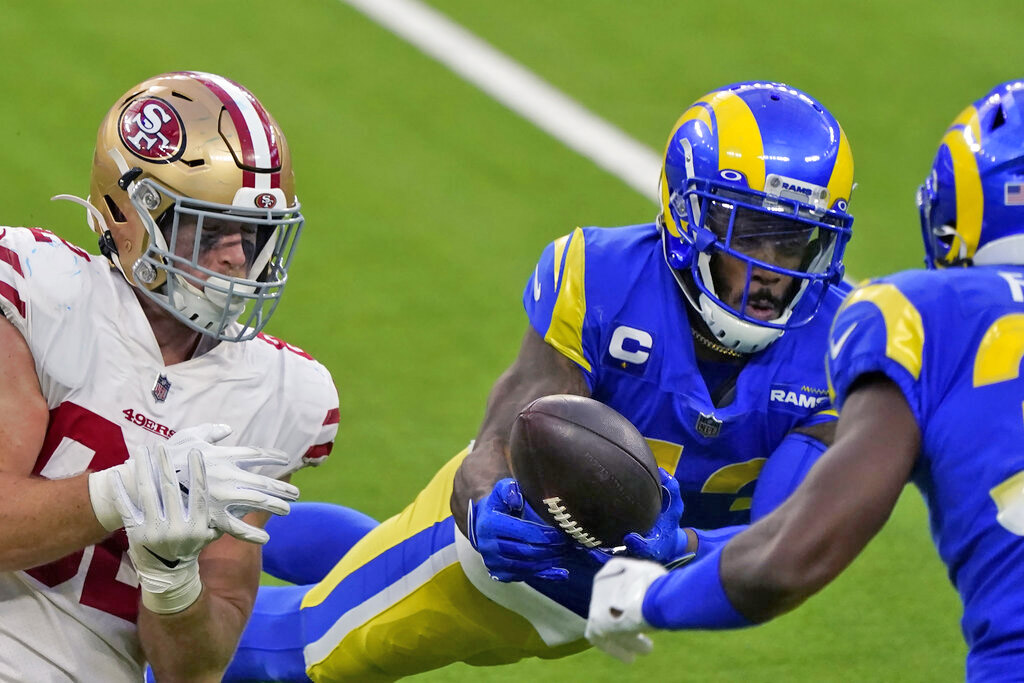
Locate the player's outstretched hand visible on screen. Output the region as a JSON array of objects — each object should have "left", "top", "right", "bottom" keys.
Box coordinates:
[
  {"left": 623, "top": 469, "right": 694, "bottom": 569},
  {"left": 467, "top": 477, "right": 571, "bottom": 582},
  {"left": 89, "top": 423, "right": 299, "bottom": 545},
  {"left": 586, "top": 557, "right": 666, "bottom": 663}
]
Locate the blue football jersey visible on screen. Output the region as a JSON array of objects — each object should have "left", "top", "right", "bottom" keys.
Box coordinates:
[
  {"left": 828, "top": 266, "right": 1024, "bottom": 680},
  {"left": 524, "top": 223, "right": 845, "bottom": 530}
]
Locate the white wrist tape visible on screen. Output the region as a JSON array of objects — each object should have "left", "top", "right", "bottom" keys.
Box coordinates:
[{"left": 140, "top": 567, "right": 203, "bottom": 615}]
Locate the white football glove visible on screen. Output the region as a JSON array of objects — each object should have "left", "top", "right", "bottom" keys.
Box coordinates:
[
  {"left": 123, "top": 444, "right": 217, "bottom": 613},
  {"left": 89, "top": 423, "right": 299, "bottom": 544},
  {"left": 586, "top": 557, "right": 667, "bottom": 663}
]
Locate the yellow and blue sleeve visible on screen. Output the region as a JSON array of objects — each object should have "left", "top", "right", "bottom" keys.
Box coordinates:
[
  {"left": 522, "top": 229, "right": 596, "bottom": 385},
  {"left": 827, "top": 282, "right": 926, "bottom": 425}
]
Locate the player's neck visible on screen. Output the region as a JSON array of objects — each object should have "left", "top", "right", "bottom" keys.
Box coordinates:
[{"left": 134, "top": 290, "right": 210, "bottom": 365}]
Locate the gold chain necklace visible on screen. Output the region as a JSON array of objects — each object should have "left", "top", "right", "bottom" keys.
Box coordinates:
[{"left": 690, "top": 328, "right": 746, "bottom": 359}]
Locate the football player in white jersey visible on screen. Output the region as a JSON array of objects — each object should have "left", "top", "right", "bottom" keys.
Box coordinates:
[{"left": 0, "top": 72, "right": 339, "bottom": 682}]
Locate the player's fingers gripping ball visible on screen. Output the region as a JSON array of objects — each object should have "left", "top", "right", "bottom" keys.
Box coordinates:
[
  {"left": 509, "top": 395, "right": 662, "bottom": 551},
  {"left": 468, "top": 478, "right": 572, "bottom": 582},
  {"left": 623, "top": 468, "right": 694, "bottom": 568}
]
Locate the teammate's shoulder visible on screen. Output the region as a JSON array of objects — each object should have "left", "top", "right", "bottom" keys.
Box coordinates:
[{"left": 842, "top": 267, "right": 989, "bottom": 323}]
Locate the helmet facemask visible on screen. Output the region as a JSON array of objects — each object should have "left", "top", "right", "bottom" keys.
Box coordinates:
[
  {"left": 126, "top": 176, "right": 303, "bottom": 342},
  {"left": 658, "top": 82, "right": 854, "bottom": 354},
  {"left": 665, "top": 177, "right": 851, "bottom": 353},
  {"left": 61, "top": 71, "right": 305, "bottom": 343}
]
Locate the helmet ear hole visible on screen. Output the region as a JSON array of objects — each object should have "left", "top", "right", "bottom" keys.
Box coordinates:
[
  {"left": 991, "top": 105, "right": 1007, "bottom": 131},
  {"left": 103, "top": 195, "right": 127, "bottom": 223}
]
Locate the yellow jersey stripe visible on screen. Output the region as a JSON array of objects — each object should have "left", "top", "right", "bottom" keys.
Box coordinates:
[
  {"left": 841, "top": 284, "right": 925, "bottom": 380},
  {"left": 645, "top": 438, "right": 684, "bottom": 474},
  {"left": 544, "top": 228, "right": 591, "bottom": 372},
  {"left": 973, "top": 313, "right": 1024, "bottom": 387}
]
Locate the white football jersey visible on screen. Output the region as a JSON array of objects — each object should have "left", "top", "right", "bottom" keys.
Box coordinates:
[{"left": 0, "top": 226, "right": 339, "bottom": 682}]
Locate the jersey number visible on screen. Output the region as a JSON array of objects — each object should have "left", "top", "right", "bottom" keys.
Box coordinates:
[
  {"left": 25, "top": 402, "right": 139, "bottom": 622},
  {"left": 975, "top": 305, "right": 1024, "bottom": 535}
]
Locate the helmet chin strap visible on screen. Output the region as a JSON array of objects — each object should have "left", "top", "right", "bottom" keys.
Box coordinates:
[
  {"left": 662, "top": 240, "right": 781, "bottom": 354},
  {"left": 694, "top": 251, "right": 789, "bottom": 354},
  {"left": 165, "top": 277, "right": 246, "bottom": 333},
  {"left": 697, "top": 292, "right": 786, "bottom": 354},
  {"left": 50, "top": 194, "right": 110, "bottom": 234}
]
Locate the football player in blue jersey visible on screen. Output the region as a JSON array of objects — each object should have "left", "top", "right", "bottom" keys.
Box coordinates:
[
  {"left": 225, "top": 81, "right": 857, "bottom": 682},
  {"left": 586, "top": 78, "right": 1024, "bottom": 681}
]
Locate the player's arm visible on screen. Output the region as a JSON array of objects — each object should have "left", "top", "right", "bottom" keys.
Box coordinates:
[
  {"left": 719, "top": 376, "right": 916, "bottom": 620},
  {"left": 0, "top": 315, "right": 111, "bottom": 570},
  {"left": 643, "top": 375, "right": 918, "bottom": 627},
  {"left": 450, "top": 326, "right": 590, "bottom": 583},
  {"left": 625, "top": 420, "right": 837, "bottom": 567},
  {"left": 450, "top": 325, "right": 589, "bottom": 532},
  {"left": 139, "top": 511, "right": 269, "bottom": 682},
  {"left": 587, "top": 375, "right": 919, "bottom": 658},
  {"left": 749, "top": 419, "right": 835, "bottom": 521}
]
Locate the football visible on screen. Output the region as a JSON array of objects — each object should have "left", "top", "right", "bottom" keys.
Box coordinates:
[{"left": 508, "top": 394, "right": 661, "bottom": 549}]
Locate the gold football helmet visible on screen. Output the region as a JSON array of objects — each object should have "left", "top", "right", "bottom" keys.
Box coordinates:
[{"left": 58, "top": 71, "right": 303, "bottom": 342}]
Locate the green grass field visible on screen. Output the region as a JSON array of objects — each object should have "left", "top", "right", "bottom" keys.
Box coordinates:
[{"left": 5, "top": 0, "right": 1024, "bottom": 679}]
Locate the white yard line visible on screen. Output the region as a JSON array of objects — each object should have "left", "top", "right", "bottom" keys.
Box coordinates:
[
  {"left": 341, "top": 0, "right": 858, "bottom": 284},
  {"left": 340, "top": 0, "right": 662, "bottom": 203}
]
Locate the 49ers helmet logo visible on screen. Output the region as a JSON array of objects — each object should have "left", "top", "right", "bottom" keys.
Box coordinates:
[
  {"left": 118, "top": 97, "right": 186, "bottom": 164},
  {"left": 255, "top": 192, "right": 277, "bottom": 208}
]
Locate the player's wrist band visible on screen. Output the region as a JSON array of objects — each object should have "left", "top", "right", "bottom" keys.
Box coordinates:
[
  {"left": 693, "top": 525, "right": 744, "bottom": 560},
  {"left": 141, "top": 571, "right": 203, "bottom": 615},
  {"left": 641, "top": 546, "right": 752, "bottom": 630}
]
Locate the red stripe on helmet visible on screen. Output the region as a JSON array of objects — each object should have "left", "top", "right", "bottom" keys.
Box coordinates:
[{"left": 184, "top": 72, "right": 281, "bottom": 185}]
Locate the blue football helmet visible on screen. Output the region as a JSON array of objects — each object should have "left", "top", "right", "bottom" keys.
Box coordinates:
[
  {"left": 918, "top": 79, "right": 1024, "bottom": 268},
  {"left": 660, "top": 81, "right": 854, "bottom": 353}
]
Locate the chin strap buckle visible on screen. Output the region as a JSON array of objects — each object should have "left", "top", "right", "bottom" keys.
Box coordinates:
[
  {"left": 98, "top": 231, "right": 119, "bottom": 259},
  {"left": 117, "top": 167, "right": 144, "bottom": 190}
]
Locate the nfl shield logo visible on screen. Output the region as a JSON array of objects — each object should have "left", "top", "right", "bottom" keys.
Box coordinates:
[
  {"left": 152, "top": 374, "right": 171, "bottom": 403},
  {"left": 695, "top": 412, "right": 723, "bottom": 438}
]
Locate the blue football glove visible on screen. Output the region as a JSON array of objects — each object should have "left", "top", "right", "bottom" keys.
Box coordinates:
[
  {"left": 467, "top": 478, "right": 571, "bottom": 582},
  {"left": 623, "top": 469, "right": 695, "bottom": 569}
]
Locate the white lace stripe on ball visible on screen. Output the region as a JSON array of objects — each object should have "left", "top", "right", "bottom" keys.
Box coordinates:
[{"left": 543, "top": 496, "right": 601, "bottom": 548}]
